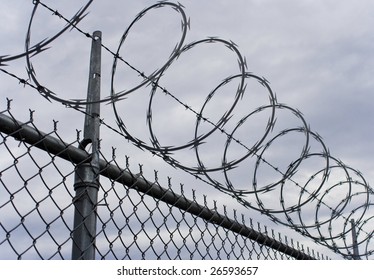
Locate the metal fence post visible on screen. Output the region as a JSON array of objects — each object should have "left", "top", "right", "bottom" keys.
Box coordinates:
[
  {"left": 71, "top": 31, "right": 102, "bottom": 260},
  {"left": 350, "top": 219, "right": 360, "bottom": 260}
]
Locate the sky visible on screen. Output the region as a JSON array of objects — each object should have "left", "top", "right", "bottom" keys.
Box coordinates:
[{"left": 1, "top": 0, "right": 374, "bottom": 260}]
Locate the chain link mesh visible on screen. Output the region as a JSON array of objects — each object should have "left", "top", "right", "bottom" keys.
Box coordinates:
[{"left": 0, "top": 106, "right": 329, "bottom": 260}]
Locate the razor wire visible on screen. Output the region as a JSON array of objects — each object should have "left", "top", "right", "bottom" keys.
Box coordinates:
[{"left": 1, "top": 0, "right": 373, "bottom": 259}]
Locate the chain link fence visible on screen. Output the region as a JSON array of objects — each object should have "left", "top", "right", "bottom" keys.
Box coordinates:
[{"left": 0, "top": 104, "right": 331, "bottom": 260}]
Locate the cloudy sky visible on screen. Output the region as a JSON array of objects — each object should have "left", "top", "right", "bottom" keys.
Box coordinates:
[{"left": 1, "top": 0, "right": 374, "bottom": 259}]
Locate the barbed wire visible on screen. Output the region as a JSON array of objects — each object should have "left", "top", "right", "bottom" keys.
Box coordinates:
[{"left": 1, "top": 0, "right": 373, "bottom": 259}]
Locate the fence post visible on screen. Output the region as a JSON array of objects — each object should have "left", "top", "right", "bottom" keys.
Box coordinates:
[
  {"left": 71, "top": 31, "right": 102, "bottom": 260},
  {"left": 350, "top": 219, "right": 360, "bottom": 260}
]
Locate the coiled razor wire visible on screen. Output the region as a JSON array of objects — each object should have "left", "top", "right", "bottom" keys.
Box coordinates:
[{"left": 1, "top": 0, "right": 373, "bottom": 259}]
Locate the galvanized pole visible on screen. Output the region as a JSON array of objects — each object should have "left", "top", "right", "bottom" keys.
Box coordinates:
[
  {"left": 350, "top": 219, "right": 360, "bottom": 260},
  {"left": 72, "top": 31, "right": 102, "bottom": 260}
]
